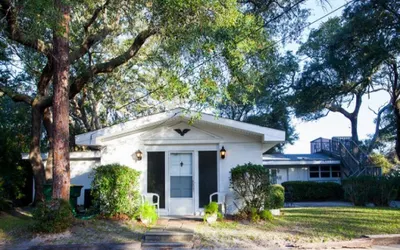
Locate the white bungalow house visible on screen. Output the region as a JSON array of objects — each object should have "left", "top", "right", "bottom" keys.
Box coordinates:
[{"left": 58, "top": 108, "right": 285, "bottom": 216}]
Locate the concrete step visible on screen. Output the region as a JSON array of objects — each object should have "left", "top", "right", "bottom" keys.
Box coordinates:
[
  {"left": 143, "top": 230, "right": 194, "bottom": 243},
  {"left": 141, "top": 242, "right": 192, "bottom": 249}
]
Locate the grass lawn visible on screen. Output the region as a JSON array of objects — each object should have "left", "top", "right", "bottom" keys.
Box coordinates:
[
  {"left": 277, "top": 207, "right": 400, "bottom": 239},
  {"left": 1, "top": 207, "right": 399, "bottom": 248},
  {"left": 0, "top": 211, "right": 34, "bottom": 242},
  {"left": 195, "top": 207, "right": 400, "bottom": 248}
]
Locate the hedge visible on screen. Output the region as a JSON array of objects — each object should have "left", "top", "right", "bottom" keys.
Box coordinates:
[
  {"left": 342, "top": 175, "right": 400, "bottom": 206},
  {"left": 282, "top": 181, "right": 343, "bottom": 201}
]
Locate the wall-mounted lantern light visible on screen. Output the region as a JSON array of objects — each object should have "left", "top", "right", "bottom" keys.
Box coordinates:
[
  {"left": 135, "top": 150, "right": 143, "bottom": 161},
  {"left": 220, "top": 146, "right": 226, "bottom": 159}
]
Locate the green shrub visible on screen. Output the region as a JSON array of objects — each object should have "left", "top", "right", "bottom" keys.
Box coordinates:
[
  {"left": 230, "top": 163, "right": 270, "bottom": 213},
  {"left": 259, "top": 210, "right": 273, "bottom": 221},
  {"left": 91, "top": 164, "right": 141, "bottom": 218},
  {"left": 0, "top": 178, "right": 12, "bottom": 211},
  {"left": 282, "top": 181, "right": 343, "bottom": 201},
  {"left": 342, "top": 176, "right": 400, "bottom": 206},
  {"left": 250, "top": 207, "right": 260, "bottom": 222},
  {"left": 32, "top": 199, "right": 73, "bottom": 233},
  {"left": 137, "top": 202, "right": 158, "bottom": 225},
  {"left": 265, "top": 184, "right": 284, "bottom": 209}
]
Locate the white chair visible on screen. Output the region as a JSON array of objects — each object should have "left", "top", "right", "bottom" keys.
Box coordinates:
[
  {"left": 141, "top": 193, "right": 160, "bottom": 216},
  {"left": 209, "top": 192, "right": 226, "bottom": 215}
]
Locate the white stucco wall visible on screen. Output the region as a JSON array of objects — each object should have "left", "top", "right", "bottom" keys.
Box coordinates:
[
  {"left": 92, "top": 120, "right": 264, "bottom": 215},
  {"left": 269, "top": 166, "right": 341, "bottom": 184},
  {"left": 70, "top": 159, "right": 100, "bottom": 205}
]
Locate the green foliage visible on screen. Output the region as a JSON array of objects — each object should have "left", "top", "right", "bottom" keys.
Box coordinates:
[
  {"left": 204, "top": 201, "right": 223, "bottom": 221},
  {"left": 91, "top": 164, "right": 141, "bottom": 218},
  {"left": 265, "top": 184, "right": 285, "bottom": 209},
  {"left": 32, "top": 199, "right": 73, "bottom": 233},
  {"left": 204, "top": 201, "right": 219, "bottom": 215},
  {"left": 259, "top": 210, "right": 273, "bottom": 222},
  {"left": 137, "top": 202, "right": 158, "bottom": 225},
  {"left": 0, "top": 97, "right": 32, "bottom": 206},
  {"left": 0, "top": 178, "right": 12, "bottom": 211},
  {"left": 342, "top": 176, "right": 400, "bottom": 206},
  {"left": 250, "top": 207, "right": 260, "bottom": 222},
  {"left": 230, "top": 163, "right": 270, "bottom": 212},
  {"left": 369, "top": 153, "right": 394, "bottom": 174},
  {"left": 282, "top": 181, "right": 343, "bottom": 201}
]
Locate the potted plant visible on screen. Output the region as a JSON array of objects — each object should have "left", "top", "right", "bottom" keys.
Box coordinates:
[
  {"left": 204, "top": 202, "right": 221, "bottom": 224},
  {"left": 138, "top": 202, "right": 158, "bottom": 225}
]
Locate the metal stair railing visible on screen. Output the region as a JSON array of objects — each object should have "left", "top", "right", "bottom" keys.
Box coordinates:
[{"left": 310, "top": 137, "right": 380, "bottom": 177}]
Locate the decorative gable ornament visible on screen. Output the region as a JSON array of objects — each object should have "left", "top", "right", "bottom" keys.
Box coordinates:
[{"left": 174, "top": 128, "right": 191, "bottom": 136}]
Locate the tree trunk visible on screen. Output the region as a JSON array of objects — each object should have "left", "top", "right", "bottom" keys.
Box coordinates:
[
  {"left": 350, "top": 116, "right": 359, "bottom": 144},
  {"left": 29, "top": 102, "right": 46, "bottom": 204},
  {"left": 52, "top": 0, "right": 71, "bottom": 201},
  {"left": 394, "top": 104, "right": 400, "bottom": 160},
  {"left": 43, "top": 108, "right": 54, "bottom": 182}
]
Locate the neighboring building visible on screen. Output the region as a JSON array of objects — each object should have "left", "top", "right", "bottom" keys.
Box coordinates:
[
  {"left": 263, "top": 153, "right": 342, "bottom": 184},
  {"left": 264, "top": 137, "right": 381, "bottom": 184},
  {"left": 32, "top": 108, "right": 285, "bottom": 216}
]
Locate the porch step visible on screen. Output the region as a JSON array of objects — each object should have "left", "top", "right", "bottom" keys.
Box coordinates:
[
  {"left": 144, "top": 231, "right": 194, "bottom": 242},
  {"left": 142, "top": 229, "right": 194, "bottom": 249},
  {"left": 141, "top": 242, "right": 193, "bottom": 249}
]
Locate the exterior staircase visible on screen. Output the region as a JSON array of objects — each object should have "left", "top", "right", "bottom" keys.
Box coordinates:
[{"left": 311, "top": 137, "right": 381, "bottom": 177}]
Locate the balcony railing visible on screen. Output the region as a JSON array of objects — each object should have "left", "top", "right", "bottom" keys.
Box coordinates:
[{"left": 310, "top": 137, "right": 378, "bottom": 177}]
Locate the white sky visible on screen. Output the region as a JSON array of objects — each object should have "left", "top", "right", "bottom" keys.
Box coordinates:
[{"left": 283, "top": 0, "right": 390, "bottom": 154}]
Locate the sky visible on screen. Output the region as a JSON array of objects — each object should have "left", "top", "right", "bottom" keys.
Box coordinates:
[{"left": 283, "top": 0, "right": 390, "bottom": 154}]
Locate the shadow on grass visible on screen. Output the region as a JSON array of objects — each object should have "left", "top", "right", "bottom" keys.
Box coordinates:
[{"left": 1, "top": 209, "right": 148, "bottom": 249}]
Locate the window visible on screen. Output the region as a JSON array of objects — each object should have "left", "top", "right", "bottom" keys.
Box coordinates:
[
  {"left": 269, "top": 169, "right": 278, "bottom": 184},
  {"left": 309, "top": 166, "right": 320, "bottom": 178},
  {"left": 331, "top": 165, "right": 341, "bottom": 177},
  {"left": 309, "top": 165, "right": 341, "bottom": 179},
  {"left": 320, "top": 166, "right": 330, "bottom": 178}
]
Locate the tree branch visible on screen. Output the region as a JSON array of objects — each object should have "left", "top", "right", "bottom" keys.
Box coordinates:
[
  {"left": 41, "top": 28, "right": 157, "bottom": 109},
  {"left": 0, "top": 85, "right": 33, "bottom": 104},
  {"left": 0, "top": 0, "right": 52, "bottom": 56},
  {"left": 83, "top": 0, "right": 111, "bottom": 32},
  {"left": 367, "top": 103, "right": 391, "bottom": 153},
  {"left": 69, "top": 28, "right": 112, "bottom": 63},
  {"left": 325, "top": 103, "right": 351, "bottom": 119}
]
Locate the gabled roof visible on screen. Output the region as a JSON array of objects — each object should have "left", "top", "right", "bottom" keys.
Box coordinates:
[{"left": 75, "top": 108, "right": 286, "bottom": 146}]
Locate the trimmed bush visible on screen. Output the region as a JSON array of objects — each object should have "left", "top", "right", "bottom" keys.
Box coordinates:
[
  {"left": 265, "top": 184, "right": 284, "bottom": 209},
  {"left": 282, "top": 181, "right": 343, "bottom": 201},
  {"left": 91, "top": 164, "right": 141, "bottom": 218},
  {"left": 33, "top": 199, "right": 73, "bottom": 233},
  {"left": 342, "top": 176, "right": 400, "bottom": 206},
  {"left": 230, "top": 162, "right": 270, "bottom": 212}
]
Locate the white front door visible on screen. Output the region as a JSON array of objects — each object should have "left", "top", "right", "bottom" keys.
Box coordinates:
[{"left": 169, "top": 153, "right": 194, "bottom": 215}]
